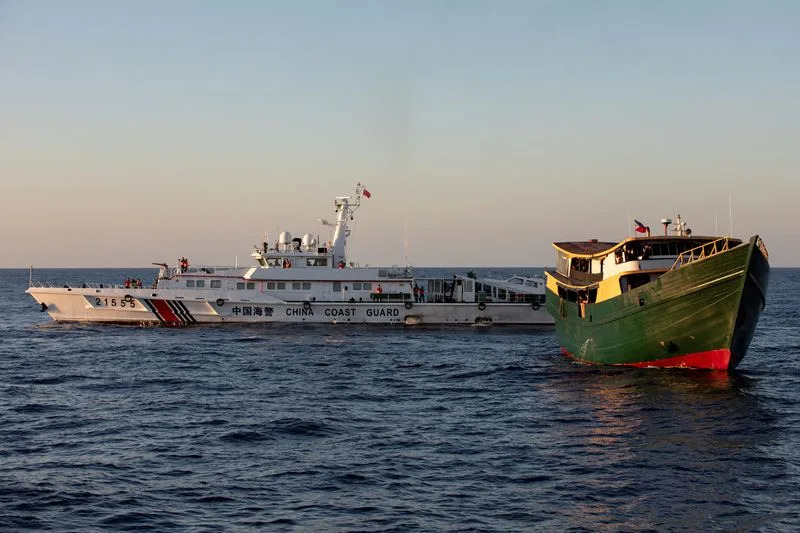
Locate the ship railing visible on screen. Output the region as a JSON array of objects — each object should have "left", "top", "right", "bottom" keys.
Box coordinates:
[
  {"left": 670, "top": 237, "right": 732, "bottom": 270},
  {"left": 28, "top": 281, "right": 146, "bottom": 290}
]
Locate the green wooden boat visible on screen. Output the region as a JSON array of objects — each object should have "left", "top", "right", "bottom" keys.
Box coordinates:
[{"left": 545, "top": 216, "right": 770, "bottom": 370}]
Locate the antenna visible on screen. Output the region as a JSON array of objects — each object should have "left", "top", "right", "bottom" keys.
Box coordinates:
[
  {"left": 29, "top": 265, "right": 33, "bottom": 288},
  {"left": 729, "top": 196, "right": 733, "bottom": 237},
  {"left": 404, "top": 214, "right": 409, "bottom": 267}
]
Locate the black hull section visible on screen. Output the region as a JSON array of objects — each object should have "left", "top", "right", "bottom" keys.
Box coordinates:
[{"left": 729, "top": 237, "right": 770, "bottom": 369}]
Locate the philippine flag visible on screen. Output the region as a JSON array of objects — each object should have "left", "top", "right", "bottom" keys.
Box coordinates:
[
  {"left": 362, "top": 188, "right": 371, "bottom": 199},
  {"left": 634, "top": 219, "right": 649, "bottom": 233}
]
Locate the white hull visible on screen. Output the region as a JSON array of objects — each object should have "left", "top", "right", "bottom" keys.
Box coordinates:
[{"left": 27, "top": 287, "right": 553, "bottom": 326}]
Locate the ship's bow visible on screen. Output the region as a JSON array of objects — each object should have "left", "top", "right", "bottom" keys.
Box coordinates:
[{"left": 728, "top": 236, "right": 770, "bottom": 369}]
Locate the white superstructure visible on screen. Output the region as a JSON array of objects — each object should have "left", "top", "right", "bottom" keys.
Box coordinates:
[{"left": 27, "top": 185, "right": 552, "bottom": 326}]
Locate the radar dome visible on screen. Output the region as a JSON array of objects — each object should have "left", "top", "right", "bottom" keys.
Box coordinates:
[
  {"left": 278, "top": 231, "right": 292, "bottom": 245},
  {"left": 301, "top": 233, "right": 316, "bottom": 249}
]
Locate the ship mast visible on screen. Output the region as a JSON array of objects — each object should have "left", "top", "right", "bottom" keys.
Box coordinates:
[{"left": 330, "top": 183, "right": 365, "bottom": 267}]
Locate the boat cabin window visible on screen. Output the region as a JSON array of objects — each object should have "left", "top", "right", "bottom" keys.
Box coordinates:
[
  {"left": 362, "top": 283, "right": 372, "bottom": 291},
  {"left": 302, "top": 282, "right": 311, "bottom": 290},
  {"left": 616, "top": 240, "right": 706, "bottom": 263},
  {"left": 186, "top": 280, "right": 195, "bottom": 288},
  {"left": 246, "top": 282, "right": 255, "bottom": 290},
  {"left": 210, "top": 280, "right": 221, "bottom": 288},
  {"left": 306, "top": 258, "right": 328, "bottom": 267},
  {"left": 276, "top": 282, "right": 286, "bottom": 290},
  {"left": 620, "top": 273, "right": 652, "bottom": 293},
  {"left": 266, "top": 258, "right": 281, "bottom": 267},
  {"left": 237, "top": 282, "right": 245, "bottom": 289},
  {"left": 557, "top": 286, "right": 597, "bottom": 304},
  {"left": 570, "top": 258, "right": 590, "bottom": 273},
  {"left": 196, "top": 280, "right": 205, "bottom": 288},
  {"left": 352, "top": 282, "right": 361, "bottom": 290},
  {"left": 266, "top": 282, "right": 274, "bottom": 290},
  {"left": 292, "top": 282, "right": 301, "bottom": 290},
  {"left": 333, "top": 282, "right": 341, "bottom": 292},
  {"left": 556, "top": 252, "right": 570, "bottom": 276},
  {"left": 464, "top": 280, "right": 473, "bottom": 292}
]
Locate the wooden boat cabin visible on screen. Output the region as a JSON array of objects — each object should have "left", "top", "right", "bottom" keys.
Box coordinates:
[{"left": 549, "top": 234, "right": 742, "bottom": 307}]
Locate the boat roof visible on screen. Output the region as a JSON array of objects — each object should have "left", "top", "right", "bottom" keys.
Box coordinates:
[
  {"left": 552, "top": 240, "right": 618, "bottom": 256},
  {"left": 552, "top": 235, "right": 739, "bottom": 258}
]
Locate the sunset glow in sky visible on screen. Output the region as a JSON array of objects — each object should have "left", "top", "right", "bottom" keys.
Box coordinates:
[{"left": 2, "top": 1, "right": 798, "bottom": 267}]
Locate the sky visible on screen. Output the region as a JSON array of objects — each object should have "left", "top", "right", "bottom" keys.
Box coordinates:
[{"left": 1, "top": 0, "right": 798, "bottom": 267}]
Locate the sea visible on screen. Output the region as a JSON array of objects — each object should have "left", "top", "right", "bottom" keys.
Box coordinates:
[{"left": 1, "top": 267, "right": 798, "bottom": 532}]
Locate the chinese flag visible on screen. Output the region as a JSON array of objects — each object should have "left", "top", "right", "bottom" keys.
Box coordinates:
[{"left": 362, "top": 188, "right": 371, "bottom": 199}]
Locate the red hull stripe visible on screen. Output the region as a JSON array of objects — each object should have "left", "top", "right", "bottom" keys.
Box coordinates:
[
  {"left": 150, "top": 299, "right": 182, "bottom": 325},
  {"left": 561, "top": 348, "right": 731, "bottom": 370}
]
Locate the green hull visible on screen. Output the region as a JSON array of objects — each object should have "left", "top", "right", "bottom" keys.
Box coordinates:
[{"left": 546, "top": 237, "right": 769, "bottom": 370}]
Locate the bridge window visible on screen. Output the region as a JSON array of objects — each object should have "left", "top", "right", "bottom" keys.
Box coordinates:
[
  {"left": 237, "top": 282, "right": 245, "bottom": 289},
  {"left": 186, "top": 280, "right": 195, "bottom": 288},
  {"left": 210, "top": 280, "right": 221, "bottom": 288},
  {"left": 196, "top": 280, "right": 205, "bottom": 288}
]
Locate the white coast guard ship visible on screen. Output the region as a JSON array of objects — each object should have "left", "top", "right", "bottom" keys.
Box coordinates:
[{"left": 27, "top": 185, "right": 552, "bottom": 326}]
